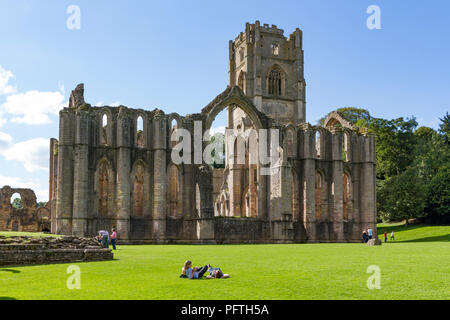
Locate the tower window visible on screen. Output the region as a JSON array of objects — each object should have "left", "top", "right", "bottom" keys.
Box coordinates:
[
  {"left": 271, "top": 43, "right": 279, "bottom": 56},
  {"left": 268, "top": 69, "right": 282, "bottom": 96},
  {"left": 239, "top": 48, "right": 244, "bottom": 62}
]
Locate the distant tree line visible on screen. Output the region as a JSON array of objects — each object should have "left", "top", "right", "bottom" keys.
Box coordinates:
[
  {"left": 320, "top": 109, "right": 450, "bottom": 224},
  {"left": 11, "top": 199, "right": 47, "bottom": 209}
]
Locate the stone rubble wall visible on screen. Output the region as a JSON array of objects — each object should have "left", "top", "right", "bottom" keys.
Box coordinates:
[{"left": 0, "top": 235, "right": 113, "bottom": 266}]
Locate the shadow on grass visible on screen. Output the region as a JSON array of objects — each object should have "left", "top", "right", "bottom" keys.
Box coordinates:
[
  {"left": 399, "top": 234, "right": 450, "bottom": 243},
  {"left": 0, "top": 297, "right": 17, "bottom": 300},
  {"left": 0, "top": 269, "right": 21, "bottom": 273},
  {"left": 377, "top": 223, "right": 450, "bottom": 242}
]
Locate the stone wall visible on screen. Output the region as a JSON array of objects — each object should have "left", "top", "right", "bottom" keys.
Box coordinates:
[
  {"left": 0, "top": 186, "right": 51, "bottom": 233},
  {"left": 49, "top": 21, "right": 377, "bottom": 244},
  {"left": 0, "top": 235, "right": 113, "bottom": 266}
]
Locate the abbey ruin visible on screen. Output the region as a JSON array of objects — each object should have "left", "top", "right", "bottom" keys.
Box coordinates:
[{"left": 49, "top": 22, "right": 377, "bottom": 243}]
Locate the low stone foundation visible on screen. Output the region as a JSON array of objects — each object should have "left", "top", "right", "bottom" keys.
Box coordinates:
[{"left": 0, "top": 235, "right": 113, "bottom": 266}]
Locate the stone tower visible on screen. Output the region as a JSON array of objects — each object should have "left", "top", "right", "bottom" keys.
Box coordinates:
[{"left": 228, "top": 21, "right": 306, "bottom": 125}]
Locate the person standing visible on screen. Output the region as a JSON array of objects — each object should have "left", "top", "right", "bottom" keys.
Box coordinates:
[
  {"left": 362, "top": 229, "right": 368, "bottom": 243},
  {"left": 368, "top": 228, "right": 373, "bottom": 240},
  {"left": 99, "top": 230, "right": 109, "bottom": 248},
  {"left": 390, "top": 231, "right": 395, "bottom": 241},
  {"left": 384, "top": 231, "right": 387, "bottom": 243},
  {"left": 111, "top": 228, "right": 117, "bottom": 250}
]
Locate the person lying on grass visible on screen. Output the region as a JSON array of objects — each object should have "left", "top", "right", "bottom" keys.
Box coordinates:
[
  {"left": 180, "top": 260, "right": 209, "bottom": 279},
  {"left": 206, "top": 265, "right": 229, "bottom": 279}
]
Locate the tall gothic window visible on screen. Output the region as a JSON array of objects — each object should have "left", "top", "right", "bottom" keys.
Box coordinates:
[
  {"left": 133, "top": 163, "right": 145, "bottom": 216},
  {"left": 315, "top": 172, "right": 323, "bottom": 219},
  {"left": 268, "top": 69, "right": 282, "bottom": 96},
  {"left": 98, "top": 160, "right": 111, "bottom": 216},
  {"left": 343, "top": 173, "right": 350, "bottom": 220}
]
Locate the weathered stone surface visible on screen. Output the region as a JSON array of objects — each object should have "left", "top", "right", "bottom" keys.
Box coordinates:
[
  {"left": 0, "top": 236, "right": 113, "bottom": 266},
  {"left": 49, "top": 21, "right": 377, "bottom": 244},
  {"left": 0, "top": 186, "right": 51, "bottom": 232},
  {"left": 366, "top": 238, "right": 382, "bottom": 246}
]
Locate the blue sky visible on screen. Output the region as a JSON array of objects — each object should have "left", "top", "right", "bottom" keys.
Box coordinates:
[{"left": 0, "top": 0, "right": 449, "bottom": 201}]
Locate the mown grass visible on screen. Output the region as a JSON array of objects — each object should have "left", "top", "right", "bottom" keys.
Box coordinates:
[
  {"left": 0, "top": 224, "right": 448, "bottom": 300},
  {"left": 0, "top": 231, "right": 59, "bottom": 238}
]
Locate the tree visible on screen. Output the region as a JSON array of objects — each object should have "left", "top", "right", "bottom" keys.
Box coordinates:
[
  {"left": 377, "top": 167, "right": 426, "bottom": 224},
  {"left": 438, "top": 112, "right": 450, "bottom": 145},
  {"left": 368, "top": 117, "right": 418, "bottom": 179},
  {"left": 425, "top": 165, "right": 450, "bottom": 221},
  {"left": 11, "top": 198, "right": 22, "bottom": 209},
  {"left": 37, "top": 202, "right": 47, "bottom": 208}
]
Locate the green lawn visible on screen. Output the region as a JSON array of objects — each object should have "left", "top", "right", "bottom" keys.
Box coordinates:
[
  {"left": 0, "top": 224, "right": 449, "bottom": 300},
  {"left": 0, "top": 231, "right": 60, "bottom": 238}
]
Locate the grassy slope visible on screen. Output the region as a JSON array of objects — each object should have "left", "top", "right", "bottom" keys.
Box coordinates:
[{"left": 0, "top": 224, "right": 449, "bottom": 300}]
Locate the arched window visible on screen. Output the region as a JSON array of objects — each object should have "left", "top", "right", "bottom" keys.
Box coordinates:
[
  {"left": 11, "top": 193, "right": 22, "bottom": 209},
  {"left": 315, "top": 131, "right": 321, "bottom": 158},
  {"left": 101, "top": 114, "right": 108, "bottom": 145},
  {"left": 136, "top": 116, "right": 144, "bottom": 148},
  {"left": 342, "top": 132, "right": 350, "bottom": 162},
  {"left": 168, "top": 164, "right": 182, "bottom": 217},
  {"left": 315, "top": 172, "right": 323, "bottom": 219},
  {"left": 268, "top": 68, "right": 282, "bottom": 96},
  {"left": 343, "top": 173, "right": 351, "bottom": 220}
]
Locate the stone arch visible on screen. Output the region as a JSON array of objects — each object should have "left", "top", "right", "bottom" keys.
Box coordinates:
[
  {"left": 134, "top": 112, "right": 148, "bottom": 148},
  {"left": 241, "top": 184, "right": 250, "bottom": 217},
  {"left": 202, "top": 86, "right": 267, "bottom": 132},
  {"left": 314, "top": 126, "right": 326, "bottom": 159},
  {"left": 132, "top": 159, "right": 150, "bottom": 217},
  {"left": 10, "top": 192, "right": 22, "bottom": 208},
  {"left": 342, "top": 170, "right": 352, "bottom": 220},
  {"left": 95, "top": 157, "right": 116, "bottom": 217},
  {"left": 324, "top": 112, "right": 355, "bottom": 130},
  {"left": 167, "top": 163, "right": 183, "bottom": 218}
]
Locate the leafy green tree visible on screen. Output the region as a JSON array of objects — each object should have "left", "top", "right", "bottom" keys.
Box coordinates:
[
  {"left": 425, "top": 165, "right": 450, "bottom": 220},
  {"left": 11, "top": 198, "right": 22, "bottom": 209},
  {"left": 37, "top": 202, "right": 47, "bottom": 208},
  {"left": 368, "top": 117, "right": 418, "bottom": 179},
  {"left": 378, "top": 167, "right": 426, "bottom": 224},
  {"left": 413, "top": 127, "right": 450, "bottom": 185},
  {"left": 438, "top": 112, "right": 450, "bottom": 145}
]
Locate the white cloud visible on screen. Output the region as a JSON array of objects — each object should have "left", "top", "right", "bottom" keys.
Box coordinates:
[
  {"left": 0, "top": 65, "right": 16, "bottom": 95},
  {"left": 110, "top": 101, "right": 120, "bottom": 107},
  {"left": 0, "top": 137, "right": 49, "bottom": 172},
  {"left": 1, "top": 90, "right": 66, "bottom": 125},
  {"left": 209, "top": 126, "right": 226, "bottom": 135},
  {"left": 0, "top": 131, "right": 12, "bottom": 150},
  {"left": 0, "top": 175, "right": 48, "bottom": 202},
  {"left": 0, "top": 112, "right": 6, "bottom": 127}
]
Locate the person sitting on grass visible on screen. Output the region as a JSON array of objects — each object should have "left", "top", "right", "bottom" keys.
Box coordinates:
[
  {"left": 206, "top": 264, "right": 229, "bottom": 279},
  {"left": 180, "top": 260, "right": 209, "bottom": 279}
]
